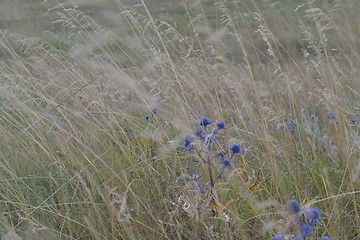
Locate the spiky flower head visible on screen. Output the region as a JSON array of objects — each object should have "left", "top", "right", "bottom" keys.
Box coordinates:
[
  {"left": 217, "top": 121, "right": 225, "bottom": 130},
  {"left": 199, "top": 116, "right": 211, "bottom": 130},
  {"left": 230, "top": 143, "right": 244, "bottom": 155},
  {"left": 300, "top": 224, "right": 314, "bottom": 237},
  {"left": 305, "top": 207, "right": 321, "bottom": 225},
  {"left": 194, "top": 129, "right": 203, "bottom": 139},
  {"left": 288, "top": 199, "right": 301, "bottom": 214},
  {"left": 221, "top": 158, "right": 231, "bottom": 167}
]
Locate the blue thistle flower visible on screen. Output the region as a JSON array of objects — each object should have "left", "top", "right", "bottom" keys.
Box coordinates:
[
  {"left": 305, "top": 208, "right": 321, "bottom": 226},
  {"left": 194, "top": 129, "right": 204, "bottom": 139},
  {"left": 199, "top": 116, "right": 211, "bottom": 131},
  {"left": 145, "top": 115, "right": 151, "bottom": 123},
  {"left": 230, "top": 143, "right": 244, "bottom": 158},
  {"left": 217, "top": 121, "right": 225, "bottom": 130},
  {"left": 221, "top": 158, "right": 231, "bottom": 167},
  {"left": 300, "top": 224, "right": 314, "bottom": 237},
  {"left": 288, "top": 199, "right": 301, "bottom": 214},
  {"left": 271, "top": 237, "right": 285, "bottom": 240}
]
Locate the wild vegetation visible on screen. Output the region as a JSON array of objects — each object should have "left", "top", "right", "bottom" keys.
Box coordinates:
[{"left": 0, "top": 0, "right": 359, "bottom": 239}]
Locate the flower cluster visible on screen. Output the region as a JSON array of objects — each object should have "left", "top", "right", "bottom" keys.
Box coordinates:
[
  {"left": 182, "top": 116, "right": 245, "bottom": 195},
  {"left": 272, "top": 199, "right": 330, "bottom": 240},
  {"left": 217, "top": 143, "right": 245, "bottom": 178}
]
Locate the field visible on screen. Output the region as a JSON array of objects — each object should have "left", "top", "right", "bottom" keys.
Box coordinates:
[{"left": 0, "top": 0, "right": 360, "bottom": 239}]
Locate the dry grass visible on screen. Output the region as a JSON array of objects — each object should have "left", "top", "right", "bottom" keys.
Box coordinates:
[{"left": 0, "top": 0, "right": 359, "bottom": 239}]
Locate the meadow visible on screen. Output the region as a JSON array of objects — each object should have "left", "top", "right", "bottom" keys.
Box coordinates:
[{"left": 0, "top": 0, "right": 359, "bottom": 239}]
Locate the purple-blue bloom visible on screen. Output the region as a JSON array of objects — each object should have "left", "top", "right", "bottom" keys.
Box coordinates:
[
  {"left": 145, "top": 115, "right": 151, "bottom": 122},
  {"left": 305, "top": 208, "right": 321, "bottom": 225},
  {"left": 300, "top": 224, "right": 314, "bottom": 237},
  {"left": 288, "top": 199, "right": 301, "bottom": 214},
  {"left": 199, "top": 116, "right": 211, "bottom": 127},
  {"left": 217, "top": 121, "right": 225, "bottom": 130},
  {"left": 221, "top": 158, "right": 231, "bottom": 167},
  {"left": 194, "top": 129, "right": 203, "bottom": 139},
  {"left": 230, "top": 143, "right": 244, "bottom": 155}
]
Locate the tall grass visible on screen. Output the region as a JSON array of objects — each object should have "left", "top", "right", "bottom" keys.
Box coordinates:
[{"left": 0, "top": 0, "right": 359, "bottom": 239}]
